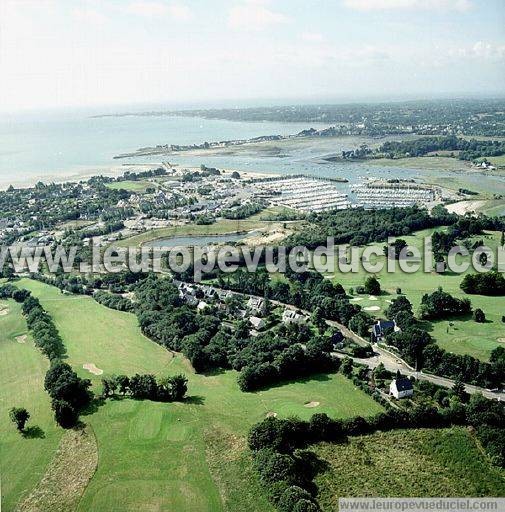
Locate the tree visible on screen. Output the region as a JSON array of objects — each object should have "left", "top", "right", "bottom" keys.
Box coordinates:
[
  {"left": 168, "top": 374, "right": 188, "bottom": 401},
  {"left": 348, "top": 311, "right": 372, "bottom": 337},
  {"left": 311, "top": 307, "right": 326, "bottom": 333},
  {"left": 116, "top": 375, "right": 130, "bottom": 395},
  {"left": 386, "top": 296, "right": 413, "bottom": 321},
  {"left": 278, "top": 486, "right": 314, "bottom": 512},
  {"left": 473, "top": 308, "right": 485, "bottom": 323},
  {"left": 452, "top": 377, "right": 467, "bottom": 401},
  {"left": 364, "top": 276, "right": 380, "bottom": 296},
  {"left": 384, "top": 239, "right": 407, "bottom": 260},
  {"left": 9, "top": 407, "right": 30, "bottom": 431},
  {"left": 52, "top": 399, "right": 78, "bottom": 428},
  {"left": 373, "top": 362, "right": 389, "bottom": 380},
  {"left": 341, "top": 357, "right": 353, "bottom": 377}
]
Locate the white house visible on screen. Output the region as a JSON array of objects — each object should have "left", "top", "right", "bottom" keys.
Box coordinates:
[
  {"left": 249, "top": 316, "right": 266, "bottom": 330},
  {"left": 282, "top": 309, "right": 307, "bottom": 325},
  {"left": 389, "top": 377, "right": 414, "bottom": 399},
  {"left": 197, "top": 301, "right": 209, "bottom": 311},
  {"left": 247, "top": 296, "right": 265, "bottom": 314}
]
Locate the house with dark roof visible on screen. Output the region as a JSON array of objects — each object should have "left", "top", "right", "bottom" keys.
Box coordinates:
[
  {"left": 371, "top": 320, "right": 397, "bottom": 343},
  {"left": 389, "top": 377, "right": 414, "bottom": 399}
]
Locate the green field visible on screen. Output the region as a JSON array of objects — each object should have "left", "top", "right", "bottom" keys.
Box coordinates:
[
  {"left": 0, "top": 299, "right": 62, "bottom": 511},
  {"left": 3, "top": 279, "right": 382, "bottom": 512},
  {"left": 314, "top": 428, "right": 505, "bottom": 509},
  {"left": 106, "top": 180, "right": 154, "bottom": 192},
  {"left": 318, "top": 229, "right": 505, "bottom": 361}
]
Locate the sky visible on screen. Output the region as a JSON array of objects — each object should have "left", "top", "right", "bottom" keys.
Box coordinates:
[{"left": 0, "top": 0, "right": 504, "bottom": 112}]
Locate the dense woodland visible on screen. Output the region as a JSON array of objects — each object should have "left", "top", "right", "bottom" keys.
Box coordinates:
[
  {"left": 376, "top": 136, "right": 505, "bottom": 161},
  {"left": 286, "top": 205, "right": 456, "bottom": 249}
]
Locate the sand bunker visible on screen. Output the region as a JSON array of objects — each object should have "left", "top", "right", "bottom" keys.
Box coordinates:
[
  {"left": 498, "top": 338, "right": 505, "bottom": 344},
  {"left": 385, "top": 299, "right": 393, "bottom": 304},
  {"left": 350, "top": 297, "right": 363, "bottom": 302},
  {"left": 364, "top": 306, "right": 381, "bottom": 312},
  {"left": 368, "top": 295, "right": 378, "bottom": 301},
  {"left": 15, "top": 335, "right": 27, "bottom": 344},
  {"left": 304, "top": 401, "right": 320, "bottom": 408},
  {"left": 266, "top": 412, "right": 277, "bottom": 418},
  {"left": 83, "top": 363, "right": 103, "bottom": 375},
  {"left": 0, "top": 307, "right": 9, "bottom": 316}
]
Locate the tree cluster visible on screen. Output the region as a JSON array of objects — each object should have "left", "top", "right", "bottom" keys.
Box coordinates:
[
  {"left": 419, "top": 288, "right": 471, "bottom": 320},
  {"left": 101, "top": 373, "right": 188, "bottom": 402},
  {"left": 93, "top": 290, "right": 133, "bottom": 312},
  {"left": 460, "top": 272, "right": 505, "bottom": 296},
  {"left": 44, "top": 361, "right": 92, "bottom": 428}
]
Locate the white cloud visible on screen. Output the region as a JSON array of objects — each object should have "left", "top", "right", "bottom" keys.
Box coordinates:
[
  {"left": 73, "top": 7, "right": 107, "bottom": 25},
  {"left": 124, "top": 1, "right": 192, "bottom": 20},
  {"left": 449, "top": 41, "right": 505, "bottom": 60},
  {"left": 228, "top": 1, "right": 290, "bottom": 31},
  {"left": 343, "top": 0, "right": 472, "bottom": 12},
  {"left": 301, "top": 32, "right": 324, "bottom": 43}
]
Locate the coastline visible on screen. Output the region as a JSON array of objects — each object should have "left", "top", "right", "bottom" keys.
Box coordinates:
[{"left": 0, "top": 163, "right": 278, "bottom": 191}]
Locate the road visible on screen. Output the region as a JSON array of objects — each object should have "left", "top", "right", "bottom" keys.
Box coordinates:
[{"left": 332, "top": 351, "right": 504, "bottom": 401}]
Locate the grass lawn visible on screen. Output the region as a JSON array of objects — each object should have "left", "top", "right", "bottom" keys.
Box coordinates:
[
  {"left": 314, "top": 428, "right": 505, "bottom": 509},
  {"left": 0, "top": 299, "right": 62, "bottom": 511},
  {"left": 10, "top": 279, "right": 382, "bottom": 512},
  {"left": 318, "top": 228, "right": 505, "bottom": 361},
  {"left": 105, "top": 180, "right": 154, "bottom": 192}
]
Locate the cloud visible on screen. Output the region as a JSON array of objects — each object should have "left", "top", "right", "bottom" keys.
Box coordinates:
[
  {"left": 343, "top": 0, "right": 472, "bottom": 12},
  {"left": 124, "top": 1, "right": 192, "bottom": 20},
  {"left": 228, "top": 1, "right": 290, "bottom": 31},
  {"left": 301, "top": 32, "right": 324, "bottom": 43},
  {"left": 449, "top": 41, "right": 505, "bottom": 60},
  {"left": 73, "top": 7, "right": 107, "bottom": 25}
]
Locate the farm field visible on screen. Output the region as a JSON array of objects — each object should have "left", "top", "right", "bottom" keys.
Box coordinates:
[
  {"left": 318, "top": 228, "right": 505, "bottom": 361},
  {"left": 0, "top": 300, "right": 62, "bottom": 511},
  {"left": 5, "top": 279, "right": 383, "bottom": 512},
  {"left": 314, "top": 428, "right": 505, "bottom": 510}
]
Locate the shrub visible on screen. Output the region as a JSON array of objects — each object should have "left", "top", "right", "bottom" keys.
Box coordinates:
[{"left": 473, "top": 308, "right": 485, "bottom": 323}]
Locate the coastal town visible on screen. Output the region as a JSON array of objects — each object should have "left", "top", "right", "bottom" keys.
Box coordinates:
[{"left": 0, "top": 163, "right": 455, "bottom": 250}]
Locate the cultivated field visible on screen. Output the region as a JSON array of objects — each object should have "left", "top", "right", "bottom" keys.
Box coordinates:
[
  {"left": 314, "top": 428, "right": 505, "bottom": 509},
  {"left": 4, "top": 279, "right": 382, "bottom": 512}
]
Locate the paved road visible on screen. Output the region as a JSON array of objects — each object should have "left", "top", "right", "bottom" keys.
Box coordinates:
[{"left": 333, "top": 352, "right": 504, "bottom": 401}]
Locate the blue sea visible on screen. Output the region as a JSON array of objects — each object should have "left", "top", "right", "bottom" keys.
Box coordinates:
[{"left": 1, "top": 106, "right": 503, "bottom": 195}]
